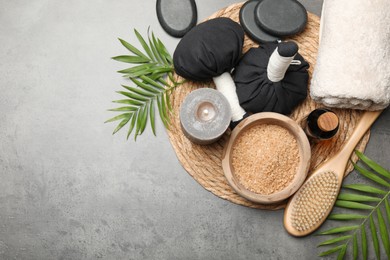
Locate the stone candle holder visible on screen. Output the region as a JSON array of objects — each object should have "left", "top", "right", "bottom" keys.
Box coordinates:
[{"left": 180, "top": 88, "right": 231, "bottom": 145}]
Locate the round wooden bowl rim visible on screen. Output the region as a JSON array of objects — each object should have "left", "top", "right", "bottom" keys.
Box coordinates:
[{"left": 222, "top": 112, "right": 311, "bottom": 204}]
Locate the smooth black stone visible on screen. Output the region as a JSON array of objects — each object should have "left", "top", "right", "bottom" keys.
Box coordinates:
[
  {"left": 254, "top": 0, "right": 307, "bottom": 37},
  {"left": 239, "top": 0, "right": 279, "bottom": 43},
  {"left": 156, "top": 0, "right": 197, "bottom": 38}
]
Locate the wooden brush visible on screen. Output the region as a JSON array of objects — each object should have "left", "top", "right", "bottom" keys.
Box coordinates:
[{"left": 284, "top": 110, "right": 382, "bottom": 237}]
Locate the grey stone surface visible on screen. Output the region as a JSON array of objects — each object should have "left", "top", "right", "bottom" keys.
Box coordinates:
[{"left": 0, "top": 0, "right": 388, "bottom": 259}]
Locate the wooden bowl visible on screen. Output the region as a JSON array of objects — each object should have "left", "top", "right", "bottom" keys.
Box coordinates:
[{"left": 222, "top": 112, "right": 311, "bottom": 204}]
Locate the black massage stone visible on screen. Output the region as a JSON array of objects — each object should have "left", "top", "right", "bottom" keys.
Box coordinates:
[
  {"left": 255, "top": 0, "right": 307, "bottom": 37},
  {"left": 239, "top": 0, "right": 279, "bottom": 43},
  {"left": 156, "top": 0, "right": 197, "bottom": 38}
]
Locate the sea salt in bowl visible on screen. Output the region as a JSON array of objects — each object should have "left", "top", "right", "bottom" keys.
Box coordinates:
[{"left": 222, "top": 112, "right": 311, "bottom": 204}]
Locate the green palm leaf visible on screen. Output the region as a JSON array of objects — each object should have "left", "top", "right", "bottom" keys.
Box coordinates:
[
  {"left": 112, "top": 55, "right": 150, "bottom": 63},
  {"left": 117, "top": 63, "right": 157, "bottom": 74},
  {"left": 112, "top": 116, "right": 131, "bottom": 134},
  {"left": 370, "top": 215, "right": 380, "bottom": 259},
  {"left": 117, "top": 38, "right": 149, "bottom": 59},
  {"left": 108, "top": 106, "right": 137, "bottom": 112},
  {"left": 361, "top": 225, "right": 367, "bottom": 260},
  {"left": 335, "top": 200, "right": 374, "bottom": 210},
  {"left": 107, "top": 29, "right": 181, "bottom": 140},
  {"left": 112, "top": 99, "right": 143, "bottom": 106},
  {"left": 356, "top": 150, "right": 390, "bottom": 179},
  {"left": 385, "top": 199, "right": 390, "bottom": 225},
  {"left": 318, "top": 225, "right": 360, "bottom": 235},
  {"left": 319, "top": 245, "right": 345, "bottom": 257},
  {"left": 317, "top": 235, "right": 351, "bottom": 247},
  {"left": 377, "top": 208, "right": 390, "bottom": 258},
  {"left": 134, "top": 29, "right": 154, "bottom": 61},
  {"left": 353, "top": 162, "right": 390, "bottom": 188},
  {"left": 148, "top": 32, "right": 163, "bottom": 64},
  {"left": 317, "top": 151, "right": 390, "bottom": 260},
  {"left": 337, "top": 193, "right": 381, "bottom": 202},
  {"left": 149, "top": 101, "right": 156, "bottom": 136},
  {"left": 105, "top": 113, "right": 132, "bottom": 123},
  {"left": 328, "top": 214, "right": 366, "bottom": 220},
  {"left": 127, "top": 113, "right": 137, "bottom": 140},
  {"left": 343, "top": 184, "right": 387, "bottom": 195},
  {"left": 352, "top": 234, "right": 358, "bottom": 260},
  {"left": 337, "top": 245, "right": 347, "bottom": 260}
]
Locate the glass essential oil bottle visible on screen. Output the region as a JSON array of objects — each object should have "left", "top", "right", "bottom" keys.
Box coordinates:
[{"left": 303, "top": 108, "right": 339, "bottom": 140}]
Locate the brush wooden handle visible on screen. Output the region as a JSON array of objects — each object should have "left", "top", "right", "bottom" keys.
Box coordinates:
[
  {"left": 335, "top": 110, "right": 382, "bottom": 163},
  {"left": 284, "top": 110, "right": 382, "bottom": 237}
]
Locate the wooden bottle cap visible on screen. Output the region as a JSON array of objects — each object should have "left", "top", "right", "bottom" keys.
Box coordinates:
[{"left": 318, "top": 112, "right": 339, "bottom": 132}]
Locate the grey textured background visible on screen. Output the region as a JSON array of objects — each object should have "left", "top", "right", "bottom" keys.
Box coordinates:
[{"left": 0, "top": 0, "right": 388, "bottom": 259}]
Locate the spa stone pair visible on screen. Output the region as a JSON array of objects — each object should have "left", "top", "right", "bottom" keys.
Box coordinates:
[{"left": 175, "top": 18, "right": 309, "bottom": 145}]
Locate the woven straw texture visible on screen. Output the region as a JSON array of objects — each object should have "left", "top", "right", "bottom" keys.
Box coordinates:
[{"left": 167, "top": 2, "right": 370, "bottom": 210}]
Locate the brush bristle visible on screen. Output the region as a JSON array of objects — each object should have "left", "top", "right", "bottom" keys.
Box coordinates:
[{"left": 291, "top": 171, "right": 338, "bottom": 232}]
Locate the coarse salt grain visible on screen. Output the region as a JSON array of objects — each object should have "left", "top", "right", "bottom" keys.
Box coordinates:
[{"left": 231, "top": 124, "right": 300, "bottom": 195}]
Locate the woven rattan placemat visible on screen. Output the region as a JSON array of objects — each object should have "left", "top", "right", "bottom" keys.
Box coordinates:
[{"left": 167, "top": 2, "right": 370, "bottom": 210}]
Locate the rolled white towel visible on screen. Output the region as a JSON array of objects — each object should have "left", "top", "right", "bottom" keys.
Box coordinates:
[{"left": 310, "top": 0, "right": 390, "bottom": 110}]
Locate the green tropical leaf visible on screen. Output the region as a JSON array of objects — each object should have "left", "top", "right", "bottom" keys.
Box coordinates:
[
  {"left": 157, "top": 38, "right": 173, "bottom": 64},
  {"left": 129, "top": 78, "right": 160, "bottom": 94},
  {"left": 133, "top": 110, "right": 141, "bottom": 140},
  {"left": 385, "top": 199, "right": 390, "bottom": 225},
  {"left": 377, "top": 208, "right": 390, "bottom": 257},
  {"left": 140, "top": 75, "right": 166, "bottom": 90},
  {"left": 160, "top": 92, "right": 168, "bottom": 121},
  {"left": 126, "top": 112, "right": 137, "bottom": 140},
  {"left": 135, "top": 104, "right": 148, "bottom": 138},
  {"left": 121, "top": 84, "right": 155, "bottom": 98},
  {"left": 152, "top": 32, "right": 168, "bottom": 65},
  {"left": 112, "top": 116, "right": 131, "bottom": 134},
  {"left": 318, "top": 225, "right": 360, "bottom": 235},
  {"left": 319, "top": 245, "right": 345, "bottom": 257},
  {"left": 113, "top": 98, "right": 144, "bottom": 106},
  {"left": 317, "top": 235, "right": 351, "bottom": 247},
  {"left": 108, "top": 29, "right": 181, "bottom": 140},
  {"left": 117, "top": 63, "right": 156, "bottom": 74},
  {"left": 112, "top": 55, "right": 150, "bottom": 63},
  {"left": 354, "top": 162, "right": 390, "bottom": 188},
  {"left": 108, "top": 106, "right": 137, "bottom": 112},
  {"left": 335, "top": 200, "right": 374, "bottom": 210},
  {"left": 355, "top": 150, "right": 390, "bottom": 179},
  {"left": 149, "top": 100, "right": 156, "bottom": 136},
  {"left": 158, "top": 76, "right": 172, "bottom": 88},
  {"left": 134, "top": 29, "right": 154, "bottom": 61},
  {"left": 352, "top": 233, "right": 358, "bottom": 260},
  {"left": 118, "top": 38, "right": 149, "bottom": 60},
  {"left": 370, "top": 215, "right": 380, "bottom": 259},
  {"left": 105, "top": 113, "right": 132, "bottom": 123},
  {"left": 337, "top": 245, "right": 347, "bottom": 260},
  {"left": 150, "top": 66, "right": 174, "bottom": 75},
  {"left": 123, "top": 65, "right": 172, "bottom": 78},
  {"left": 156, "top": 94, "right": 168, "bottom": 128},
  {"left": 328, "top": 214, "right": 366, "bottom": 221},
  {"left": 116, "top": 91, "right": 149, "bottom": 102},
  {"left": 149, "top": 32, "right": 163, "bottom": 64},
  {"left": 343, "top": 183, "right": 387, "bottom": 195},
  {"left": 361, "top": 225, "right": 367, "bottom": 260},
  {"left": 165, "top": 91, "right": 173, "bottom": 112},
  {"left": 337, "top": 193, "right": 381, "bottom": 202}
]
